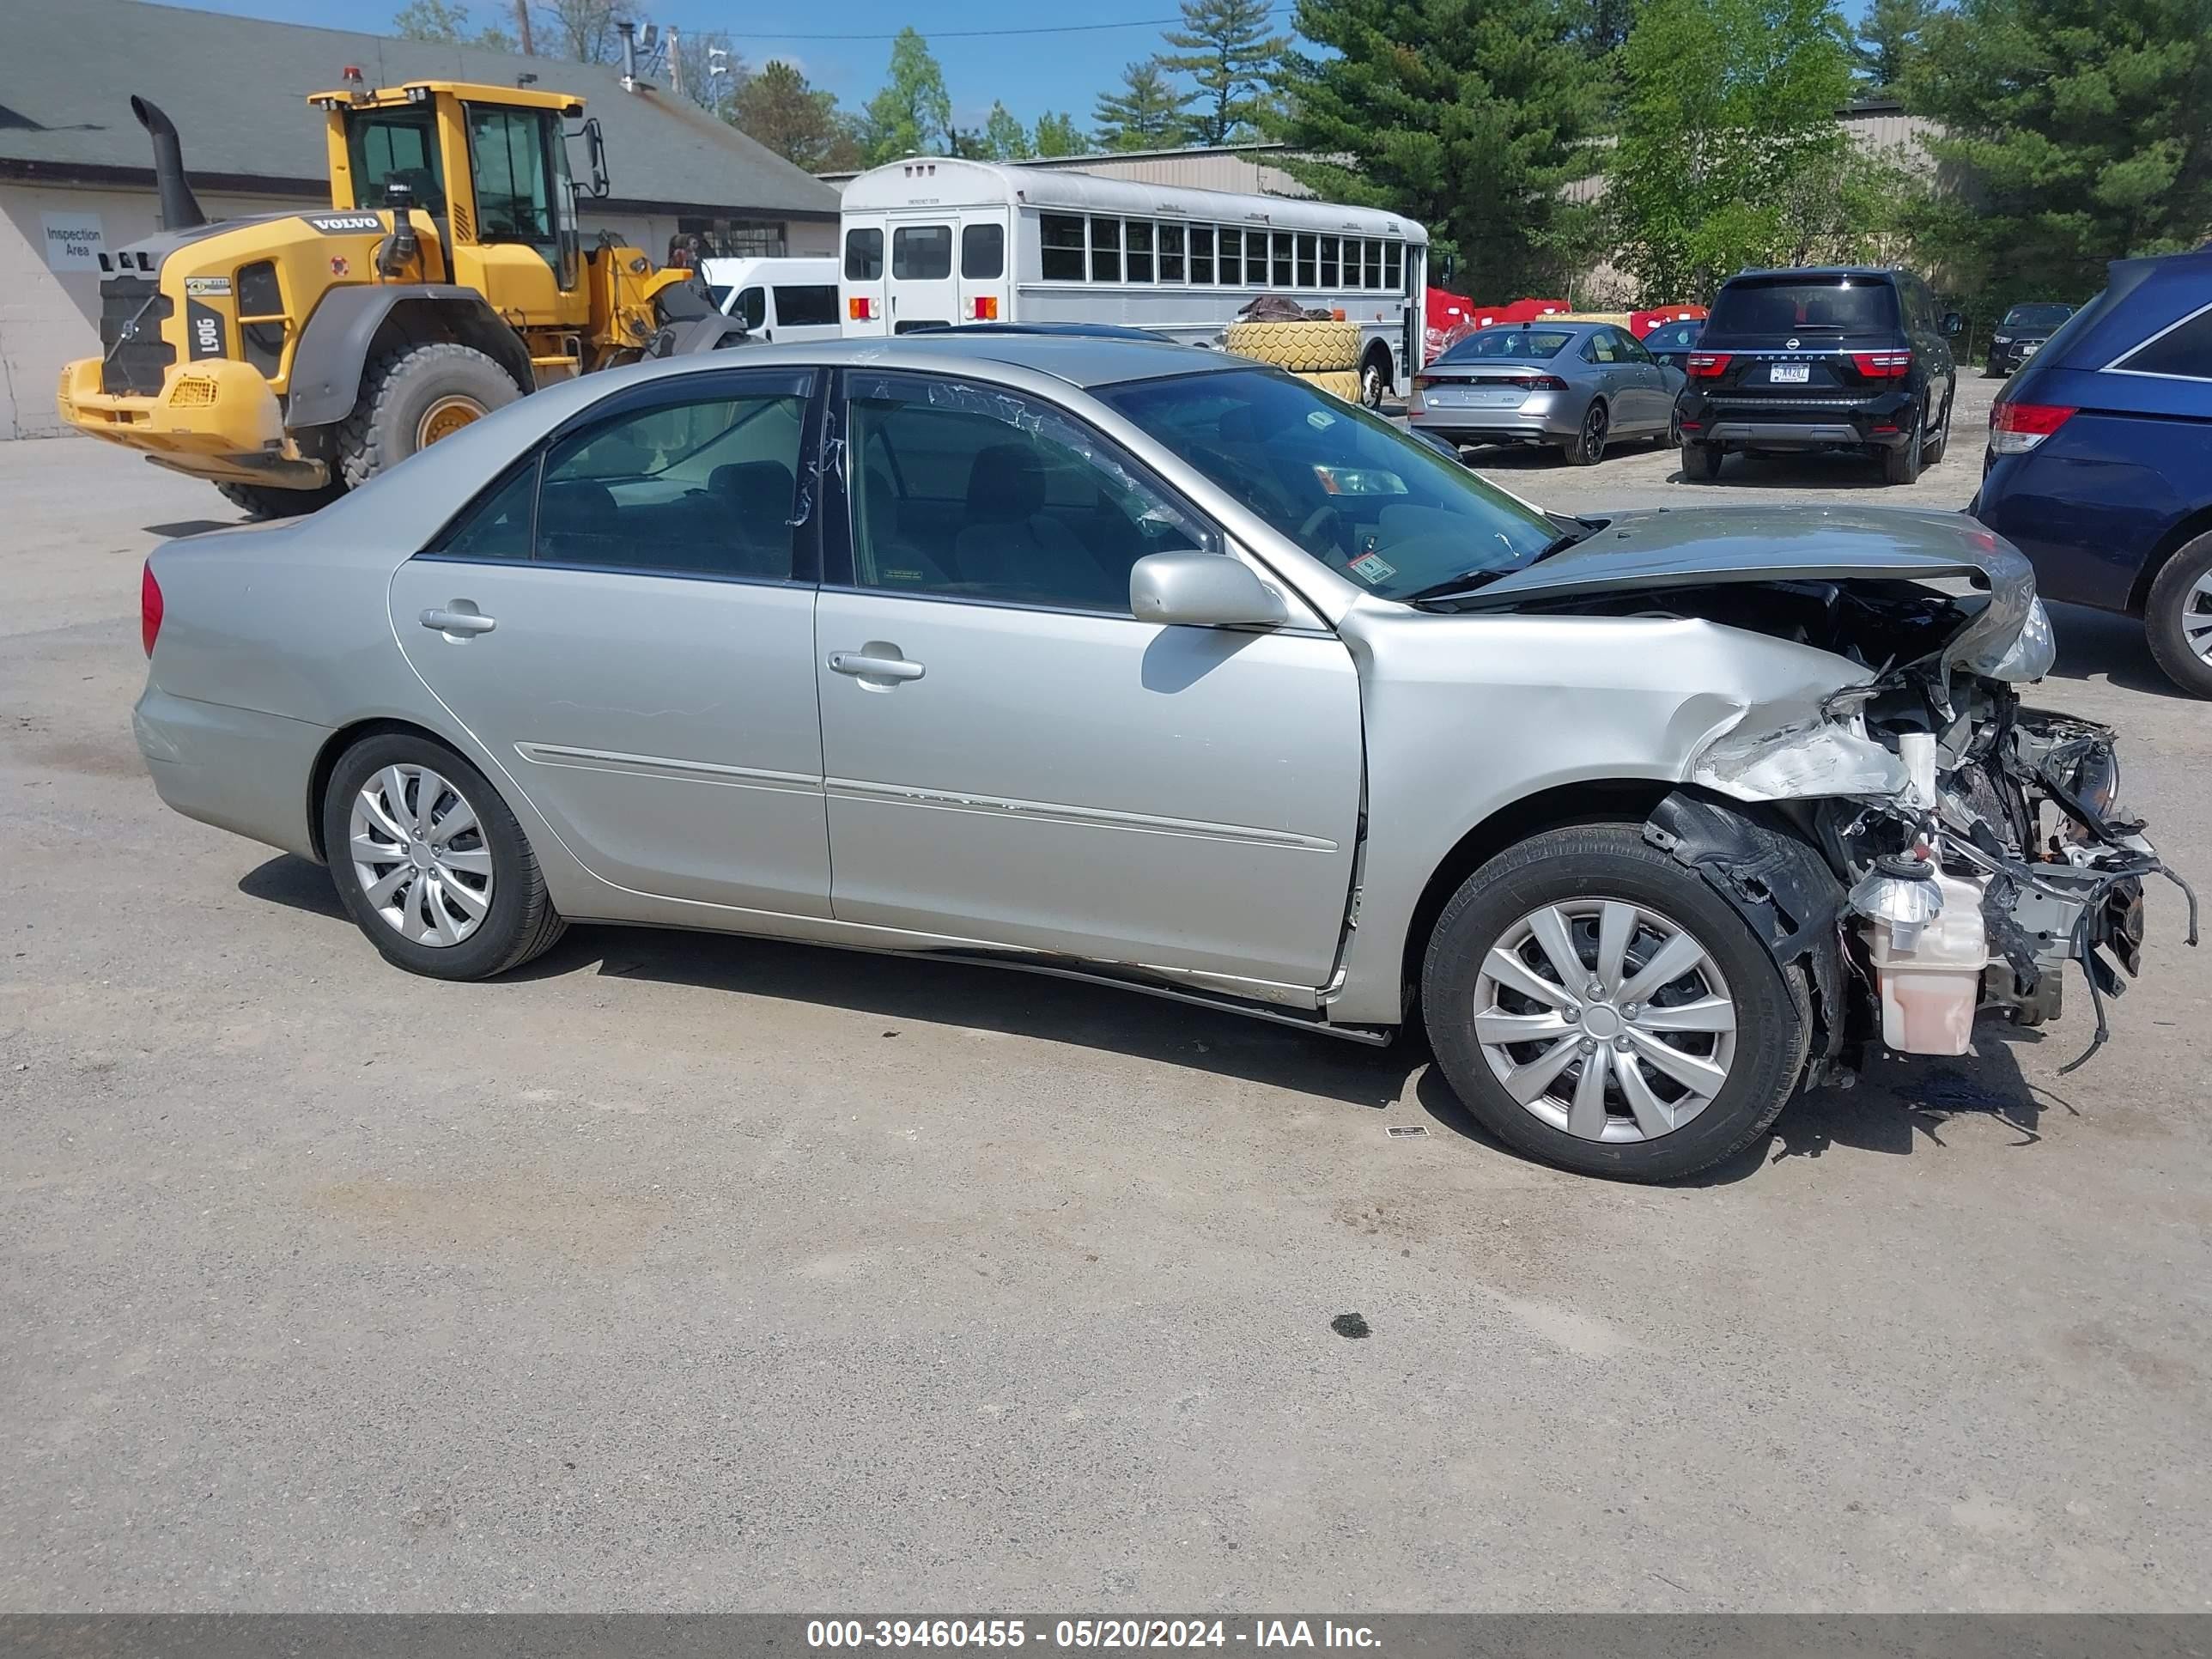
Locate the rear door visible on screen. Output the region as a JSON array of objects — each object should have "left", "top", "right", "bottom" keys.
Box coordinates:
[
  {"left": 388, "top": 368, "right": 832, "bottom": 916},
  {"left": 842, "top": 222, "right": 888, "bottom": 336},
  {"left": 887, "top": 219, "right": 957, "bottom": 334},
  {"left": 957, "top": 214, "right": 1011, "bottom": 325}
]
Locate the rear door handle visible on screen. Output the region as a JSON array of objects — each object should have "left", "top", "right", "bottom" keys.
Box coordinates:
[
  {"left": 421, "top": 606, "right": 496, "bottom": 637},
  {"left": 829, "top": 649, "right": 925, "bottom": 683}
]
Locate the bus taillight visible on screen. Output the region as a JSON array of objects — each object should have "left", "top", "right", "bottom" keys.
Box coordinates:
[
  {"left": 971, "top": 296, "right": 1000, "bottom": 320},
  {"left": 848, "top": 296, "right": 874, "bottom": 321}
]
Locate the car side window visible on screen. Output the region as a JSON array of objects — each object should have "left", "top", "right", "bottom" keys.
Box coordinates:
[
  {"left": 1588, "top": 331, "right": 1620, "bottom": 364},
  {"left": 437, "top": 459, "right": 537, "bottom": 561},
  {"left": 2113, "top": 308, "right": 2212, "bottom": 380},
  {"left": 1616, "top": 330, "right": 1655, "bottom": 365},
  {"left": 843, "top": 372, "right": 1210, "bottom": 615},
  {"left": 531, "top": 376, "right": 812, "bottom": 580}
]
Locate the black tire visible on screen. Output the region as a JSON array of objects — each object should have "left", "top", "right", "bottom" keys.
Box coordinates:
[
  {"left": 1359, "top": 348, "right": 1392, "bottom": 410},
  {"left": 337, "top": 341, "right": 525, "bottom": 490},
  {"left": 322, "top": 732, "right": 566, "bottom": 981},
  {"left": 1420, "top": 823, "right": 1808, "bottom": 1182},
  {"left": 1920, "top": 384, "right": 1954, "bottom": 467},
  {"left": 1565, "top": 399, "right": 1608, "bottom": 466},
  {"left": 2144, "top": 531, "right": 2212, "bottom": 698},
  {"left": 1664, "top": 402, "right": 1683, "bottom": 448},
  {"left": 215, "top": 478, "right": 348, "bottom": 520},
  {"left": 1881, "top": 411, "right": 1923, "bottom": 485},
  {"left": 1680, "top": 440, "right": 1723, "bottom": 482}
]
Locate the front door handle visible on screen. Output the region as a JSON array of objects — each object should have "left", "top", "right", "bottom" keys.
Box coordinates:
[
  {"left": 828, "top": 647, "right": 925, "bottom": 684},
  {"left": 421, "top": 605, "right": 495, "bottom": 637}
]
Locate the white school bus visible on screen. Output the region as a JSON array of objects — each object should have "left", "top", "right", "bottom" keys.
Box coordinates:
[{"left": 837, "top": 158, "right": 1430, "bottom": 408}]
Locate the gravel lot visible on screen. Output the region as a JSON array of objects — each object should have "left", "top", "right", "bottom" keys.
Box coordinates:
[{"left": 6, "top": 381, "right": 2210, "bottom": 1613}]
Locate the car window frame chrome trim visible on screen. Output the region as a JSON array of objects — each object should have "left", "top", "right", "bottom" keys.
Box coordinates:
[{"left": 2100, "top": 298, "right": 2212, "bottom": 382}]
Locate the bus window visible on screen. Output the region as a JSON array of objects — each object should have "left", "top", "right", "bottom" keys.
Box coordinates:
[
  {"left": 1190, "top": 226, "right": 1213, "bottom": 284},
  {"left": 844, "top": 228, "right": 883, "bottom": 281},
  {"left": 1364, "top": 240, "right": 1381, "bottom": 289},
  {"left": 1041, "top": 214, "right": 1085, "bottom": 281},
  {"left": 1218, "top": 228, "right": 1241, "bottom": 285},
  {"left": 1272, "top": 233, "right": 1294, "bottom": 289},
  {"left": 1158, "top": 223, "right": 1185, "bottom": 283},
  {"left": 892, "top": 224, "right": 951, "bottom": 280},
  {"left": 1127, "top": 220, "right": 1153, "bottom": 283},
  {"left": 1091, "top": 217, "right": 1121, "bottom": 283},
  {"left": 1296, "top": 234, "right": 1317, "bottom": 288},
  {"left": 1319, "top": 236, "right": 1339, "bottom": 288},
  {"left": 962, "top": 222, "right": 1004, "bottom": 279},
  {"left": 1385, "top": 241, "right": 1404, "bottom": 291}
]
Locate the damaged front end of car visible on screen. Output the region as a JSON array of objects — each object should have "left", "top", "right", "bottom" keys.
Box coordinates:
[{"left": 1478, "top": 518, "right": 2197, "bottom": 1085}]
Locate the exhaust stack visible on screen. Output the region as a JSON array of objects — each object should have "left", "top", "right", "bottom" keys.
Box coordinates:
[{"left": 131, "top": 96, "right": 207, "bottom": 231}]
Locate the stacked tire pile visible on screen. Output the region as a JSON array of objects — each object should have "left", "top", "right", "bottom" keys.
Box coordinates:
[{"left": 1224, "top": 319, "right": 1364, "bottom": 402}]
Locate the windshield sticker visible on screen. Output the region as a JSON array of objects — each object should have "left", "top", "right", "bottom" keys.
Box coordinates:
[
  {"left": 1348, "top": 551, "right": 1396, "bottom": 585},
  {"left": 1306, "top": 409, "right": 1337, "bottom": 430}
]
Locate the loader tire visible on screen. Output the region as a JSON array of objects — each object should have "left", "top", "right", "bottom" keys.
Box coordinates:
[
  {"left": 1296, "top": 368, "right": 1364, "bottom": 401},
  {"left": 337, "top": 342, "right": 525, "bottom": 491},
  {"left": 215, "top": 479, "right": 347, "bottom": 520},
  {"left": 1224, "top": 319, "right": 1364, "bottom": 374}
]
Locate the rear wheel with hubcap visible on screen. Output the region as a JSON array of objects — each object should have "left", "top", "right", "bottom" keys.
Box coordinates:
[
  {"left": 337, "top": 341, "right": 524, "bottom": 491},
  {"left": 1881, "top": 406, "right": 1925, "bottom": 485},
  {"left": 2145, "top": 531, "right": 2212, "bottom": 699},
  {"left": 1359, "top": 351, "right": 1390, "bottom": 410},
  {"left": 1680, "top": 440, "right": 1723, "bottom": 482},
  {"left": 1422, "top": 823, "right": 1808, "bottom": 1180},
  {"left": 1920, "top": 385, "right": 1954, "bottom": 466},
  {"left": 322, "top": 732, "right": 566, "bottom": 980}
]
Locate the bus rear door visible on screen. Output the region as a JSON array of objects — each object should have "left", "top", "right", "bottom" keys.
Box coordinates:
[
  {"left": 843, "top": 217, "right": 890, "bottom": 337},
  {"left": 955, "top": 213, "right": 1012, "bottom": 326},
  {"left": 885, "top": 218, "right": 957, "bottom": 334}
]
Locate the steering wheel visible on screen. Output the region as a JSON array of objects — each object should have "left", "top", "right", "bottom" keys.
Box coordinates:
[{"left": 1297, "top": 502, "right": 1348, "bottom": 551}]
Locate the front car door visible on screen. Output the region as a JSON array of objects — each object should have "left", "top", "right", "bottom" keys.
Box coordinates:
[
  {"left": 812, "top": 368, "right": 1364, "bottom": 993},
  {"left": 389, "top": 368, "right": 833, "bottom": 918},
  {"left": 1613, "top": 327, "right": 1674, "bottom": 429}
]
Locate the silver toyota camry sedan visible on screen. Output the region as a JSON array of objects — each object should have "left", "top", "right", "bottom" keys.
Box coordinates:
[{"left": 133, "top": 333, "right": 2180, "bottom": 1180}]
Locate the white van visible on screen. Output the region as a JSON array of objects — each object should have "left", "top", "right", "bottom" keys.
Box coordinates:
[
  {"left": 836, "top": 158, "right": 1429, "bottom": 407},
  {"left": 697, "top": 257, "right": 843, "bottom": 343}
]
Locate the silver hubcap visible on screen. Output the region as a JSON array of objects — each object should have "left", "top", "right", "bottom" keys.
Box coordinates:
[
  {"left": 1363, "top": 363, "right": 1383, "bottom": 407},
  {"left": 2184, "top": 574, "right": 2212, "bottom": 664},
  {"left": 348, "top": 763, "right": 493, "bottom": 947},
  {"left": 1473, "top": 898, "right": 1738, "bottom": 1142}
]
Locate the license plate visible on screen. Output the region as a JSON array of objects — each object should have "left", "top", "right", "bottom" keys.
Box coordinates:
[
  {"left": 1432, "top": 386, "right": 1522, "bottom": 407},
  {"left": 1769, "top": 363, "right": 1810, "bottom": 384},
  {"left": 2020, "top": 343, "right": 2040, "bottom": 357}
]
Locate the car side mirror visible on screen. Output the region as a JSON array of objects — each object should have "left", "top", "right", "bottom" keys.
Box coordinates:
[
  {"left": 1129, "top": 550, "right": 1287, "bottom": 628},
  {"left": 1942, "top": 311, "right": 1962, "bottom": 337}
]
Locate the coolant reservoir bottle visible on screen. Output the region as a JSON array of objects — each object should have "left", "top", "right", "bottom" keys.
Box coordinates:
[{"left": 1864, "top": 855, "right": 1992, "bottom": 1056}]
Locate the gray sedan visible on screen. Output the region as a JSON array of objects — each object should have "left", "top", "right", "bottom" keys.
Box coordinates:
[
  {"left": 133, "top": 334, "right": 2169, "bottom": 1181},
  {"left": 1409, "top": 321, "right": 1686, "bottom": 464}
]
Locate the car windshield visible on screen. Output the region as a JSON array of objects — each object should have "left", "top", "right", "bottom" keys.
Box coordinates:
[
  {"left": 2002, "top": 303, "right": 2074, "bottom": 328},
  {"left": 1097, "top": 367, "right": 1561, "bottom": 602},
  {"left": 1706, "top": 278, "right": 1899, "bottom": 335},
  {"left": 1649, "top": 322, "right": 1701, "bottom": 348},
  {"left": 1436, "top": 328, "right": 1575, "bottom": 362}
]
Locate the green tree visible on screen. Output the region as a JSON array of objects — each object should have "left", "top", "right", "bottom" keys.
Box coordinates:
[
  {"left": 1851, "top": 0, "right": 1936, "bottom": 94},
  {"left": 1577, "top": 0, "right": 1635, "bottom": 54},
  {"left": 733, "top": 59, "right": 862, "bottom": 171},
  {"left": 672, "top": 31, "right": 745, "bottom": 118},
  {"left": 1093, "top": 59, "right": 1194, "bottom": 150},
  {"left": 1605, "top": 0, "right": 1894, "bottom": 300},
  {"left": 1279, "top": 0, "right": 1607, "bottom": 295},
  {"left": 984, "top": 102, "right": 1031, "bottom": 160},
  {"left": 1160, "top": 0, "right": 1288, "bottom": 143},
  {"left": 391, "top": 0, "right": 514, "bottom": 48},
  {"left": 536, "top": 0, "right": 619, "bottom": 64},
  {"left": 1032, "top": 111, "right": 1086, "bottom": 156},
  {"left": 1902, "top": 0, "right": 2212, "bottom": 305},
  {"left": 860, "top": 27, "right": 954, "bottom": 163}
]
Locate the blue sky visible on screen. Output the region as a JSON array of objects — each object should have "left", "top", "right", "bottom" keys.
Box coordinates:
[{"left": 170, "top": 0, "right": 1868, "bottom": 138}]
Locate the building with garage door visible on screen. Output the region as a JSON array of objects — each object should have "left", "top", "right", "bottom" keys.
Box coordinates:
[{"left": 0, "top": 0, "right": 840, "bottom": 439}]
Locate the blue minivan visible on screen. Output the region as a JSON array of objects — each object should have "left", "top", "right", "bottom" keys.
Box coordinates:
[{"left": 1973, "top": 246, "right": 2212, "bottom": 695}]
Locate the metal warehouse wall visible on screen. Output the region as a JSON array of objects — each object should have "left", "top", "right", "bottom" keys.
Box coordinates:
[{"left": 0, "top": 181, "right": 832, "bottom": 441}]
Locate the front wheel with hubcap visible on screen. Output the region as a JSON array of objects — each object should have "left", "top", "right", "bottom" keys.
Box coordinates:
[
  {"left": 323, "top": 732, "right": 566, "bottom": 980},
  {"left": 1360, "top": 355, "right": 1389, "bottom": 410},
  {"left": 1565, "top": 400, "right": 1608, "bottom": 466},
  {"left": 2144, "top": 530, "right": 2212, "bottom": 698},
  {"left": 1920, "top": 386, "right": 1954, "bottom": 466},
  {"left": 1881, "top": 409, "right": 1925, "bottom": 485},
  {"left": 1422, "top": 823, "right": 1808, "bottom": 1180}
]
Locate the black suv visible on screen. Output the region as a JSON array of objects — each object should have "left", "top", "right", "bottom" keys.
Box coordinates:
[{"left": 1677, "top": 266, "right": 1961, "bottom": 485}]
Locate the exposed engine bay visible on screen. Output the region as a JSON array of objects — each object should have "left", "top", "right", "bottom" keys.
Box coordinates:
[{"left": 1460, "top": 529, "right": 2198, "bottom": 1081}]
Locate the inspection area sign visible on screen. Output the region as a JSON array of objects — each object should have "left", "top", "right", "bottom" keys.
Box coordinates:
[{"left": 41, "top": 211, "right": 106, "bottom": 272}]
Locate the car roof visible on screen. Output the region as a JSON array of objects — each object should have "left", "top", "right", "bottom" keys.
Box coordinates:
[{"left": 1725, "top": 266, "right": 1902, "bottom": 282}]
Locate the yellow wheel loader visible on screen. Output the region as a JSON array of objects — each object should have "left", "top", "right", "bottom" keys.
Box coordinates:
[{"left": 57, "top": 76, "right": 744, "bottom": 517}]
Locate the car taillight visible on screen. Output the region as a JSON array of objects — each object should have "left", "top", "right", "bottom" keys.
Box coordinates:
[
  {"left": 1850, "top": 350, "right": 1912, "bottom": 378},
  {"left": 848, "top": 296, "right": 873, "bottom": 321},
  {"left": 1515, "top": 374, "right": 1569, "bottom": 392},
  {"left": 141, "top": 561, "right": 163, "bottom": 658},
  {"left": 1685, "top": 352, "right": 1731, "bottom": 378},
  {"left": 1989, "top": 401, "right": 2076, "bottom": 454},
  {"left": 1413, "top": 374, "right": 1440, "bottom": 391}
]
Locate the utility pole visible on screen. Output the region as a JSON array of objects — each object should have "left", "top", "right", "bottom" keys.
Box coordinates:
[
  {"left": 667, "top": 24, "right": 683, "bottom": 100},
  {"left": 513, "top": 0, "right": 533, "bottom": 55}
]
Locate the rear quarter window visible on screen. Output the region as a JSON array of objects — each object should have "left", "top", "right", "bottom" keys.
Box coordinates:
[{"left": 2112, "top": 306, "right": 2212, "bottom": 380}]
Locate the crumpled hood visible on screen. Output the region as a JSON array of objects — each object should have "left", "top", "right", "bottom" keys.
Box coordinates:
[{"left": 1469, "top": 504, "right": 2040, "bottom": 680}]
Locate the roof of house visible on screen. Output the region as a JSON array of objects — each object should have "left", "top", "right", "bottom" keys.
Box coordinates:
[{"left": 0, "top": 0, "right": 841, "bottom": 219}]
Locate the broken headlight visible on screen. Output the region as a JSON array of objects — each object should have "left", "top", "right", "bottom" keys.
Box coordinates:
[{"left": 1985, "top": 596, "right": 2056, "bottom": 683}]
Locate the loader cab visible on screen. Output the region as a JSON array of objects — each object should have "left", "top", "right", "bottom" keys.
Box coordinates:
[{"left": 321, "top": 82, "right": 585, "bottom": 327}]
